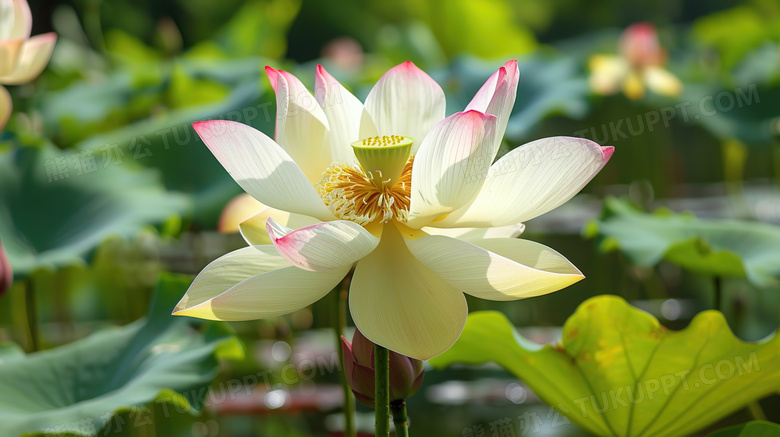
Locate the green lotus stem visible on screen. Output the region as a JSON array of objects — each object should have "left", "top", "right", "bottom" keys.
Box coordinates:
[
  {"left": 390, "top": 400, "right": 409, "bottom": 437},
  {"left": 24, "top": 278, "right": 40, "bottom": 352},
  {"left": 747, "top": 400, "right": 767, "bottom": 420},
  {"left": 375, "top": 344, "right": 390, "bottom": 436},
  {"left": 713, "top": 276, "right": 722, "bottom": 312},
  {"left": 333, "top": 277, "right": 356, "bottom": 437}
]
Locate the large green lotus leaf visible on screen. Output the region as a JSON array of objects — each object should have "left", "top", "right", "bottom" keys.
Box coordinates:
[
  {"left": 431, "top": 297, "right": 780, "bottom": 437},
  {"left": 708, "top": 421, "right": 780, "bottom": 437},
  {"left": 587, "top": 197, "right": 780, "bottom": 287},
  {"left": 0, "top": 274, "right": 243, "bottom": 436},
  {"left": 0, "top": 143, "right": 189, "bottom": 276}
]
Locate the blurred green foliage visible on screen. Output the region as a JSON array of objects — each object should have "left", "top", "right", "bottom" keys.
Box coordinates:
[
  {"left": 0, "top": 0, "right": 779, "bottom": 434},
  {"left": 0, "top": 274, "right": 243, "bottom": 436},
  {"left": 588, "top": 197, "right": 780, "bottom": 287}
]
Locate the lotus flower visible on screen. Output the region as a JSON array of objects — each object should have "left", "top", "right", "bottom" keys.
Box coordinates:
[
  {"left": 342, "top": 329, "right": 424, "bottom": 408},
  {"left": 0, "top": 239, "right": 11, "bottom": 297},
  {"left": 0, "top": 0, "right": 57, "bottom": 130},
  {"left": 589, "top": 23, "right": 681, "bottom": 100},
  {"left": 173, "top": 60, "right": 614, "bottom": 360}
]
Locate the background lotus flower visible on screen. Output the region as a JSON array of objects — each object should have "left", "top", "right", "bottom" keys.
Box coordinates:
[
  {"left": 341, "top": 329, "right": 424, "bottom": 408},
  {"left": 0, "top": 239, "right": 11, "bottom": 297},
  {"left": 0, "top": 0, "right": 57, "bottom": 130},
  {"left": 173, "top": 60, "right": 614, "bottom": 360},
  {"left": 589, "top": 22, "right": 681, "bottom": 100}
]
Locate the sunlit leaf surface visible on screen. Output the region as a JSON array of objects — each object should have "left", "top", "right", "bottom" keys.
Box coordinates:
[{"left": 431, "top": 297, "right": 780, "bottom": 437}]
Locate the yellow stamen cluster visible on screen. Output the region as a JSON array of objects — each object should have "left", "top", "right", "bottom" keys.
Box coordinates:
[
  {"left": 358, "top": 135, "right": 406, "bottom": 147},
  {"left": 317, "top": 157, "right": 414, "bottom": 225}
]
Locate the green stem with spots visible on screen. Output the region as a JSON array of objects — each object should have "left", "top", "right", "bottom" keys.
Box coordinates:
[
  {"left": 390, "top": 400, "right": 409, "bottom": 437},
  {"left": 375, "top": 344, "right": 390, "bottom": 437}
]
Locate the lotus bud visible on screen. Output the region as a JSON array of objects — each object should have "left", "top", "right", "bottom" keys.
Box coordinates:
[
  {"left": 341, "top": 329, "right": 424, "bottom": 408},
  {"left": 619, "top": 23, "right": 665, "bottom": 68},
  {"left": 0, "top": 239, "right": 12, "bottom": 297}
]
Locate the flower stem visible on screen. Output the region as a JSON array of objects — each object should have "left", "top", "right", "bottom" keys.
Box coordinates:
[
  {"left": 713, "top": 276, "right": 722, "bottom": 312},
  {"left": 333, "top": 277, "right": 356, "bottom": 437},
  {"left": 375, "top": 343, "right": 390, "bottom": 436},
  {"left": 390, "top": 400, "right": 409, "bottom": 437},
  {"left": 24, "top": 278, "right": 40, "bottom": 352},
  {"left": 748, "top": 400, "right": 767, "bottom": 420}
]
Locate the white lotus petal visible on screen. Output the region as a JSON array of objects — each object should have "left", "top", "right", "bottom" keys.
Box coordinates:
[
  {"left": 407, "top": 110, "right": 496, "bottom": 228},
  {"left": 266, "top": 66, "right": 333, "bottom": 184},
  {"left": 314, "top": 64, "right": 362, "bottom": 163},
  {"left": 0, "top": 0, "right": 14, "bottom": 40},
  {"left": 465, "top": 60, "right": 519, "bottom": 159},
  {"left": 349, "top": 225, "right": 467, "bottom": 361},
  {"left": 422, "top": 224, "right": 525, "bottom": 241},
  {"left": 0, "top": 32, "right": 56, "bottom": 84},
  {"left": 0, "top": 38, "right": 23, "bottom": 76},
  {"left": 406, "top": 235, "right": 584, "bottom": 301},
  {"left": 239, "top": 206, "right": 320, "bottom": 246},
  {"left": 267, "top": 218, "right": 380, "bottom": 271},
  {"left": 1, "top": 0, "right": 31, "bottom": 40},
  {"left": 193, "top": 120, "right": 334, "bottom": 221},
  {"left": 363, "top": 61, "right": 445, "bottom": 151},
  {"left": 436, "top": 137, "right": 614, "bottom": 227},
  {"left": 173, "top": 246, "right": 290, "bottom": 314},
  {"left": 218, "top": 193, "right": 263, "bottom": 234},
  {"left": 174, "top": 246, "right": 349, "bottom": 320}
]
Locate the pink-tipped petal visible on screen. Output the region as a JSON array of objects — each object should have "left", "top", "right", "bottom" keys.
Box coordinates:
[
  {"left": 0, "top": 32, "right": 56, "bottom": 84},
  {"left": 238, "top": 206, "right": 319, "bottom": 247},
  {"left": 264, "top": 65, "right": 279, "bottom": 92},
  {"left": 407, "top": 110, "right": 497, "bottom": 228},
  {"left": 270, "top": 68, "right": 333, "bottom": 183},
  {"left": 193, "top": 120, "right": 334, "bottom": 221},
  {"left": 363, "top": 61, "right": 446, "bottom": 150},
  {"left": 466, "top": 60, "right": 519, "bottom": 159},
  {"left": 435, "top": 137, "right": 614, "bottom": 228},
  {"left": 266, "top": 218, "right": 380, "bottom": 271},
  {"left": 314, "top": 64, "right": 363, "bottom": 163}
]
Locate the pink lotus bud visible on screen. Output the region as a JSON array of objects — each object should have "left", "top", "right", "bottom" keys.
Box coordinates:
[
  {"left": 341, "top": 329, "right": 424, "bottom": 408},
  {"left": 619, "top": 23, "right": 665, "bottom": 68},
  {"left": 0, "top": 239, "right": 12, "bottom": 297}
]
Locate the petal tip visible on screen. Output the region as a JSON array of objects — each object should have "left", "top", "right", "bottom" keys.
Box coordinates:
[
  {"left": 461, "top": 109, "right": 497, "bottom": 122},
  {"left": 36, "top": 32, "right": 58, "bottom": 43},
  {"left": 602, "top": 146, "right": 615, "bottom": 162},
  {"left": 265, "top": 66, "right": 280, "bottom": 91}
]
